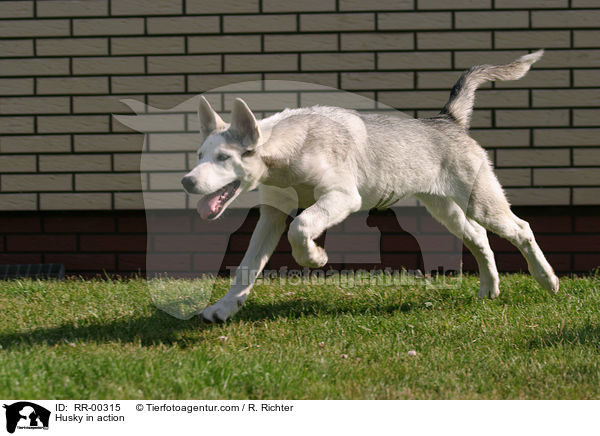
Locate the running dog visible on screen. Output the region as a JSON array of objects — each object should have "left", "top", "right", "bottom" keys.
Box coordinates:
[{"left": 182, "top": 50, "right": 559, "bottom": 322}]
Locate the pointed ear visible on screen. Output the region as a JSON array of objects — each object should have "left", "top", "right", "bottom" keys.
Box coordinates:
[
  {"left": 198, "top": 96, "right": 225, "bottom": 140},
  {"left": 230, "top": 98, "right": 261, "bottom": 149}
]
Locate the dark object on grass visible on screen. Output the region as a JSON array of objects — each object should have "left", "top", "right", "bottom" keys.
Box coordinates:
[{"left": 0, "top": 263, "right": 65, "bottom": 280}]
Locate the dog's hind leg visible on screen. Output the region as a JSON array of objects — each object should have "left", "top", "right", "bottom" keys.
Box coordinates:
[
  {"left": 417, "top": 194, "right": 500, "bottom": 298},
  {"left": 462, "top": 170, "right": 559, "bottom": 294},
  {"left": 288, "top": 188, "right": 362, "bottom": 268},
  {"left": 201, "top": 204, "right": 288, "bottom": 322}
]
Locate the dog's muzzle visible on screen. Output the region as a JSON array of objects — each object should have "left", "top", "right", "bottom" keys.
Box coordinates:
[{"left": 181, "top": 176, "right": 196, "bottom": 193}]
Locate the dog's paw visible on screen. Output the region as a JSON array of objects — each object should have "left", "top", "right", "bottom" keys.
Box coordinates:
[
  {"left": 478, "top": 284, "right": 500, "bottom": 299},
  {"left": 201, "top": 298, "right": 244, "bottom": 323},
  {"left": 293, "top": 245, "right": 328, "bottom": 268}
]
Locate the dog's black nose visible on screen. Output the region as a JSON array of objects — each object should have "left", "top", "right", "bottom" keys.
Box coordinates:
[{"left": 181, "top": 176, "right": 196, "bottom": 192}]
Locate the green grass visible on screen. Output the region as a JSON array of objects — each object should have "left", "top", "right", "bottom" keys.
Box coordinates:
[{"left": 0, "top": 274, "right": 599, "bottom": 399}]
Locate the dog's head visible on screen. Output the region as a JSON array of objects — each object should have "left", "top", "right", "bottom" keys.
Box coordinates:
[{"left": 182, "top": 96, "right": 266, "bottom": 220}]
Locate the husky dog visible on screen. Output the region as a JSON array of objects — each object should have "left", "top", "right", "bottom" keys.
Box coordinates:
[{"left": 182, "top": 50, "right": 559, "bottom": 322}]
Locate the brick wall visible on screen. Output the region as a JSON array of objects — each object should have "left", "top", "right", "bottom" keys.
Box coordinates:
[{"left": 0, "top": 0, "right": 599, "bottom": 275}]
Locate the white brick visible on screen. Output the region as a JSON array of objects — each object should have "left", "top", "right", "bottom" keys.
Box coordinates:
[
  {"left": 226, "top": 54, "right": 298, "bottom": 72},
  {"left": 149, "top": 171, "right": 187, "bottom": 190},
  {"left": 417, "top": 0, "right": 490, "bottom": 9},
  {"left": 39, "top": 154, "right": 111, "bottom": 172},
  {"left": 37, "top": 115, "right": 110, "bottom": 133},
  {"left": 40, "top": 193, "right": 111, "bottom": 210},
  {"left": 0, "top": 97, "right": 70, "bottom": 114},
  {"left": 573, "top": 188, "right": 600, "bottom": 205},
  {"left": 495, "top": 31, "right": 571, "bottom": 49},
  {"left": 341, "top": 33, "right": 413, "bottom": 51},
  {"left": 574, "top": 69, "right": 600, "bottom": 87},
  {"left": 573, "top": 31, "right": 600, "bottom": 48},
  {"left": 532, "top": 10, "right": 600, "bottom": 28},
  {"left": 418, "top": 31, "right": 491, "bottom": 49},
  {"left": 73, "top": 18, "right": 144, "bottom": 35},
  {"left": 186, "top": 0, "right": 258, "bottom": 13},
  {"left": 496, "top": 0, "right": 567, "bottom": 7},
  {"left": 456, "top": 11, "right": 529, "bottom": 29},
  {"left": 2, "top": 174, "right": 72, "bottom": 192},
  {"left": 573, "top": 109, "right": 600, "bottom": 126},
  {"left": 111, "top": 76, "right": 185, "bottom": 93},
  {"left": 113, "top": 114, "right": 185, "bottom": 133},
  {"left": 495, "top": 109, "right": 570, "bottom": 127},
  {"left": 147, "top": 55, "right": 220, "bottom": 74},
  {"left": 534, "top": 168, "right": 600, "bottom": 186},
  {"left": 494, "top": 169, "right": 531, "bottom": 187},
  {"left": 0, "top": 1, "right": 33, "bottom": 18},
  {"left": 111, "top": 0, "right": 182, "bottom": 15},
  {"left": 0, "top": 135, "right": 70, "bottom": 153},
  {"left": 379, "top": 12, "right": 451, "bottom": 30},
  {"left": 537, "top": 50, "right": 600, "bottom": 68},
  {"left": 111, "top": 37, "right": 185, "bottom": 55},
  {"left": 147, "top": 16, "right": 219, "bottom": 34},
  {"left": 0, "top": 117, "right": 34, "bottom": 134},
  {"left": 302, "top": 53, "right": 373, "bottom": 71},
  {"left": 264, "top": 34, "right": 338, "bottom": 52},
  {"left": 0, "top": 58, "right": 69, "bottom": 76},
  {"left": 505, "top": 188, "right": 569, "bottom": 206},
  {"left": 534, "top": 89, "right": 600, "bottom": 107},
  {"left": 534, "top": 129, "right": 600, "bottom": 147},
  {"left": 75, "top": 134, "right": 144, "bottom": 152},
  {"left": 300, "top": 13, "right": 374, "bottom": 31},
  {"left": 0, "top": 79, "right": 33, "bottom": 95},
  {"left": 341, "top": 72, "right": 413, "bottom": 90},
  {"left": 0, "top": 155, "right": 36, "bottom": 173},
  {"left": 37, "top": 0, "right": 107, "bottom": 17},
  {"left": 37, "top": 77, "right": 109, "bottom": 95},
  {"left": 0, "top": 194, "right": 37, "bottom": 210},
  {"left": 188, "top": 74, "right": 262, "bottom": 92},
  {"left": 73, "top": 57, "right": 145, "bottom": 75},
  {"left": 223, "top": 93, "right": 297, "bottom": 111},
  {"left": 378, "top": 52, "right": 451, "bottom": 70},
  {"left": 340, "top": 0, "right": 412, "bottom": 9},
  {"left": 189, "top": 36, "right": 261, "bottom": 53},
  {"left": 263, "top": 73, "right": 338, "bottom": 89},
  {"left": 470, "top": 129, "right": 530, "bottom": 147},
  {"left": 148, "top": 133, "right": 200, "bottom": 151},
  {"left": 224, "top": 15, "right": 297, "bottom": 33},
  {"left": 574, "top": 149, "right": 600, "bottom": 166},
  {"left": 263, "top": 0, "right": 334, "bottom": 11},
  {"left": 378, "top": 91, "right": 448, "bottom": 109},
  {"left": 0, "top": 39, "right": 33, "bottom": 57},
  {"left": 497, "top": 148, "right": 570, "bottom": 167},
  {"left": 75, "top": 173, "right": 144, "bottom": 191},
  {"left": 0, "top": 19, "right": 69, "bottom": 37}
]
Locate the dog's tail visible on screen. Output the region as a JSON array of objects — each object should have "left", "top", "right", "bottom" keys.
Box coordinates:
[{"left": 439, "top": 50, "right": 544, "bottom": 129}]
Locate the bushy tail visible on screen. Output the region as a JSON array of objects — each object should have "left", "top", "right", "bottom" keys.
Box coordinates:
[{"left": 439, "top": 50, "right": 544, "bottom": 129}]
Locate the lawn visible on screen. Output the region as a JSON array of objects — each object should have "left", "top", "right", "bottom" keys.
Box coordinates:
[{"left": 0, "top": 273, "right": 599, "bottom": 399}]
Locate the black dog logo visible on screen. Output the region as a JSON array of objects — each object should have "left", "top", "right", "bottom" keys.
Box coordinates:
[{"left": 3, "top": 402, "right": 50, "bottom": 434}]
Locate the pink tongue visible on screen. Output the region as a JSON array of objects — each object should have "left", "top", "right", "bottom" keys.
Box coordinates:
[{"left": 197, "top": 190, "right": 224, "bottom": 219}]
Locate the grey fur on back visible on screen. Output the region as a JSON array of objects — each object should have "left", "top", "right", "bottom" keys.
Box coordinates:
[{"left": 439, "top": 50, "right": 544, "bottom": 129}]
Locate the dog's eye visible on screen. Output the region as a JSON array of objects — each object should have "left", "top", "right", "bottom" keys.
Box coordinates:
[
  {"left": 198, "top": 152, "right": 203, "bottom": 160},
  {"left": 217, "top": 154, "right": 230, "bottom": 162}
]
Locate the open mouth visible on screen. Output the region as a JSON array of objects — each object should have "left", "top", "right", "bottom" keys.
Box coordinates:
[{"left": 197, "top": 180, "right": 241, "bottom": 220}]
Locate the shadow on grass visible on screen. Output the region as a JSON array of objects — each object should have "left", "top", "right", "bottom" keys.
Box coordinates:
[
  {"left": 528, "top": 324, "right": 600, "bottom": 349},
  {"left": 0, "top": 297, "right": 436, "bottom": 349}
]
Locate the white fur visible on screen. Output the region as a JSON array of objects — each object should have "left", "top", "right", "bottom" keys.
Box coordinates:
[{"left": 183, "top": 53, "right": 559, "bottom": 322}]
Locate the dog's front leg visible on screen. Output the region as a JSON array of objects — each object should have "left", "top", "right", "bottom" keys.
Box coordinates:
[
  {"left": 288, "top": 188, "right": 362, "bottom": 268},
  {"left": 201, "top": 205, "right": 288, "bottom": 322}
]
